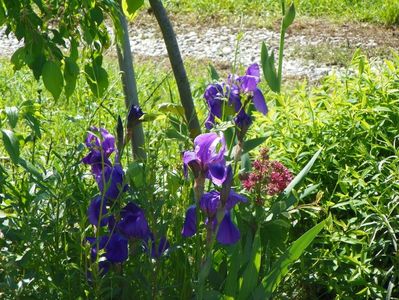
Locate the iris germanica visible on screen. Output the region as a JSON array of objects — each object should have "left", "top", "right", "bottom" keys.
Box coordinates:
[
  {"left": 204, "top": 64, "right": 267, "bottom": 130},
  {"left": 183, "top": 132, "right": 227, "bottom": 186},
  {"left": 87, "top": 195, "right": 108, "bottom": 227},
  {"left": 182, "top": 164, "right": 247, "bottom": 245},
  {"left": 116, "top": 202, "right": 151, "bottom": 240}
]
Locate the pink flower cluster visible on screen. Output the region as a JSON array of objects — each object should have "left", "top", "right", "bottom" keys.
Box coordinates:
[{"left": 241, "top": 148, "right": 293, "bottom": 203}]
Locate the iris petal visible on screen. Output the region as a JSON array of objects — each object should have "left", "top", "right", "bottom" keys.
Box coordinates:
[
  {"left": 216, "top": 212, "right": 240, "bottom": 245},
  {"left": 87, "top": 196, "right": 108, "bottom": 227},
  {"left": 246, "top": 63, "right": 261, "bottom": 78},
  {"left": 182, "top": 205, "right": 197, "bottom": 237},
  {"left": 253, "top": 88, "right": 268, "bottom": 115}
]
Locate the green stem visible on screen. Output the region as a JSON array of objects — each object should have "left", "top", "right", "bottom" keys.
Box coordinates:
[{"left": 277, "top": 26, "right": 285, "bottom": 93}]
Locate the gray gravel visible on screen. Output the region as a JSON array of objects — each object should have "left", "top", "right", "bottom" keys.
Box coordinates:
[{"left": 0, "top": 23, "right": 381, "bottom": 80}]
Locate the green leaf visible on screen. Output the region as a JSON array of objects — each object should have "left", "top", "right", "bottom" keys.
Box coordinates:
[
  {"left": 261, "top": 42, "right": 279, "bottom": 93},
  {"left": 84, "top": 57, "right": 109, "bottom": 98},
  {"left": 64, "top": 58, "right": 79, "bottom": 98},
  {"left": 126, "top": 162, "right": 145, "bottom": 188},
  {"left": 283, "top": 148, "right": 322, "bottom": 196},
  {"left": 260, "top": 220, "right": 326, "bottom": 298},
  {"left": 122, "top": 0, "right": 144, "bottom": 19},
  {"left": 18, "top": 158, "right": 43, "bottom": 179},
  {"left": 42, "top": 60, "right": 64, "bottom": 100},
  {"left": 209, "top": 64, "right": 220, "bottom": 81},
  {"left": 240, "top": 153, "right": 251, "bottom": 172},
  {"left": 11, "top": 47, "right": 26, "bottom": 71},
  {"left": 0, "top": 4, "right": 5, "bottom": 26},
  {"left": 1, "top": 129, "right": 20, "bottom": 164},
  {"left": 282, "top": 3, "right": 296, "bottom": 30},
  {"left": 224, "top": 245, "right": 241, "bottom": 297},
  {"left": 238, "top": 229, "right": 262, "bottom": 300},
  {"left": 158, "top": 103, "right": 185, "bottom": 115},
  {"left": 243, "top": 137, "right": 267, "bottom": 154},
  {"left": 5, "top": 107, "right": 18, "bottom": 128},
  {"left": 24, "top": 112, "right": 42, "bottom": 138}
]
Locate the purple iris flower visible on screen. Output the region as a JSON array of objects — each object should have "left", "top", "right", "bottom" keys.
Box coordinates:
[
  {"left": 183, "top": 132, "right": 227, "bottom": 186},
  {"left": 86, "top": 233, "right": 128, "bottom": 274},
  {"left": 82, "top": 127, "right": 116, "bottom": 183},
  {"left": 85, "top": 127, "right": 115, "bottom": 156},
  {"left": 182, "top": 188, "right": 247, "bottom": 245},
  {"left": 200, "top": 189, "right": 247, "bottom": 245},
  {"left": 127, "top": 105, "right": 144, "bottom": 129},
  {"left": 234, "top": 110, "right": 253, "bottom": 130},
  {"left": 204, "top": 84, "right": 224, "bottom": 130},
  {"left": 82, "top": 150, "right": 112, "bottom": 181},
  {"left": 97, "top": 164, "right": 128, "bottom": 201},
  {"left": 236, "top": 64, "right": 268, "bottom": 115},
  {"left": 181, "top": 205, "right": 197, "bottom": 237},
  {"left": 117, "top": 202, "right": 150, "bottom": 240},
  {"left": 87, "top": 195, "right": 108, "bottom": 227}
]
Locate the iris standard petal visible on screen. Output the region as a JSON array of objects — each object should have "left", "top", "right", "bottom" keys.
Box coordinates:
[
  {"left": 216, "top": 212, "right": 240, "bottom": 245},
  {"left": 118, "top": 202, "right": 150, "bottom": 239},
  {"left": 182, "top": 205, "right": 197, "bottom": 237},
  {"left": 199, "top": 191, "right": 221, "bottom": 217},
  {"left": 246, "top": 63, "right": 260, "bottom": 78},
  {"left": 194, "top": 132, "right": 220, "bottom": 163},
  {"left": 85, "top": 127, "right": 101, "bottom": 149},
  {"left": 239, "top": 75, "right": 258, "bottom": 92},
  {"left": 87, "top": 195, "right": 108, "bottom": 227},
  {"left": 252, "top": 88, "right": 268, "bottom": 115},
  {"left": 82, "top": 150, "right": 112, "bottom": 179},
  {"left": 208, "top": 162, "right": 227, "bottom": 186},
  {"left": 99, "top": 128, "right": 115, "bottom": 156},
  {"left": 204, "top": 83, "right": 224, "bottom": 102}
]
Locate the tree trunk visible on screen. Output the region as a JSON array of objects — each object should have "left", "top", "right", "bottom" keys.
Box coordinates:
[
  {"left": 148, "top": 0, "right": 201, "bottom": 139},
  {"left": 116, "top": 8, "right": 146, "bottom": 160}
]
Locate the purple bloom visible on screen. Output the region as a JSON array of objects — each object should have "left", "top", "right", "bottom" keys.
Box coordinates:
[
  {"left": 117, "top": 202, "right": 150, "bottom": 240},
  {"left": 234, "top": 110, "right": 252, "bottom": 130},
  {"left": 199, "top": 190, "right": 221, "bottom": 218},
  {"left": 86, "top": 233, "right": 128, "bottom": 274},
  {"left": 204, "top": 84, "right": 224, "bottom": 130},
  {"left": 183, "top": 132, "right": 227, "bottom": 186},
  {"left": 85, "top": 127, "right": 115, "bottom": 157},
  {"left": 216, "top": 212, "right": 240, "bottom": 245},
  {"left": 181, "top": 205, "right": 197, "bottom": 237},
  {"left": 104, "top": 234, "right": 129, "bottom": 263},
  {"left": 127, "top": 105, "right": 144, "bottom": 129},
  {"left": 236, "top": 64, "right": 268, "bottom": 115},
  {"left": 87, "top": 195, "right": 108, "bottom": 227},
  {"left": 199, "top": 189, "right": 247, "bottom": 245},
  {"left": 97, "top": 164, "right": 128, "bottom": 201},
  {"left": 82, "top": 150, "right": 112, "bottom": 180}
]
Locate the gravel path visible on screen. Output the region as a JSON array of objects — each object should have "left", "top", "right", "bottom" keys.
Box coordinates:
[{"left": 1, "top": 20, "right": 396, "bottom": 80}]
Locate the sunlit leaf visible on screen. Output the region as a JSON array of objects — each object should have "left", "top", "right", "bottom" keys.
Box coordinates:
[{"left": 42, "top": 60, "right": 64, "bottom": 100}]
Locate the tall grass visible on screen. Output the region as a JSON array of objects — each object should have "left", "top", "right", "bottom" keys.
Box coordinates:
[{"left": 164, "top": 0, "right": 399, "bottom": 25}]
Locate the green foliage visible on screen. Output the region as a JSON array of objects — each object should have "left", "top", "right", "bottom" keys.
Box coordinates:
[
  {"left": 0, "top": 0, "right": 127, "bottom": 100},
  {"left": 165, "top": 0, "right": 399, "bottom": 25},
  {"left": 256, "top": 52, "right": 399, "bottom": 298}
]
